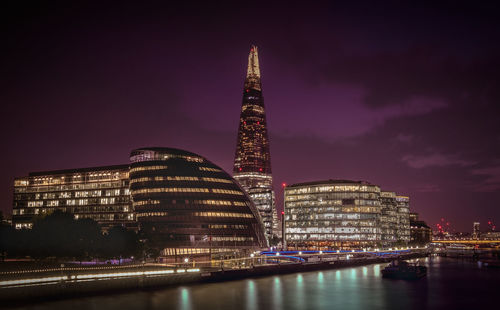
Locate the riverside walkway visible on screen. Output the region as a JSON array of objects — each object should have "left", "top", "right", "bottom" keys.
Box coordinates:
[{"left": 0, "top": 247, "right": 429, "bottom": 304}]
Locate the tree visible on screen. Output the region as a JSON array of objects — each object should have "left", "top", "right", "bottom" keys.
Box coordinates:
[
  {"left": 103, "top": 226, "right": 141, "bottom": 259},
  {"left": 30, "top": 211, "right": 102, "bottom": 260}
]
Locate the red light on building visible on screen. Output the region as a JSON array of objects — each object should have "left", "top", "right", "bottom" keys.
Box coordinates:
[
  {"left": 282, "top": 182, "right": 286, "bottom": 188},
  {"left": 239, "top": 168, "right": 242, "bottom": 171},
  {"left": 259, "top": 168, "right": 263, "bottom": 171},
  {"left": 281, "top": 211, "right": 284, "bottom": 215},
  {"left": 245, "top": 89, "right": 249, "bottom": 92},
  {"left": 257, "top": 121, "right": 260, "bottom": 125}
]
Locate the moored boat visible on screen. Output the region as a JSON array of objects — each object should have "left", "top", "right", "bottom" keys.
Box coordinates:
[{"left": 381, "top": 260, "right": 427, "bottom": 280}]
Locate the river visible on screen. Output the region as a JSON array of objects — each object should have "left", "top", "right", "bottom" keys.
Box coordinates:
[{"left": 10, "top": 257, "right": 499, "bottom": 309}]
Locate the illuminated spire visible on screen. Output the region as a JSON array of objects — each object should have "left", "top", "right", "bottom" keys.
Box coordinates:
[
  {"left": 245, "top": 45, "right": 261, "bottom": 91},
  {"left": 247, "top": 45, "right": 261, "bottom": 78}
]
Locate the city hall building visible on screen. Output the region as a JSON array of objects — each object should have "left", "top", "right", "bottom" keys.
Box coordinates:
[
  {"left": 12, "top": 147, "right": 267, "bottom": 260},
  {"left": 130, "top": 147, "right": 267, "bottom": 260},
  {"left": 284, "top": 180, "right": 411, "bottom": 249}
]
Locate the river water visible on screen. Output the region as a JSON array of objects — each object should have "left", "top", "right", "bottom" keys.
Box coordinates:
[{"left": 11, "top": 257, "right": 499, "bottom": 310}]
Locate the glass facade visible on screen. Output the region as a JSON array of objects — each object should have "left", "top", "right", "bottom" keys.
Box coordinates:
[
  {"left": 396, "top": 196, "right": 411, "bottom": 242},
  {"left": 130, "top": 147, "right": 267, "bottom": 261},
  {"left": 233, "top": 46, "right": 276, "bottom": 239},
  {"left": 284, "top": 180, "right": 382, "bottom": 249},
  {"left": 284, "top": 180, "right": 412, "bottom": 249},
  {"left": 12, "top": 165, "right": 134, "bottom": 230},
  {"left": 380, "top": 191, "right": 398, "bottom": 246}
]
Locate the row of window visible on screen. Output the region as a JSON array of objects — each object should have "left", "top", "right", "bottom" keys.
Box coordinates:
[
  {"left": 132, "top": 188, "right": 244, "bottom": 196},
  {"left": 14, "top": 206, "right": 132, "bottom": 215},
  {"left": 130, "top": 165, "right": 168, "bottom": 173},
  {"left": 15, "top": 172, "right": 127, "bottom": 187},
  {"left": 162, "top": 247, "right": 241, "bottom": 256},
  {"left": 211, "top": 236, "right": 254, "bottom": 242},
  {"left": 19, "top": 189, "right": 126, "bottom": 201},
  {"left": 14, "top": 182, "right": 127, "bottom": 193},
  {"left": 286, "top": 193, "right": 380, "bottom": 202},
  {"left": 135, "top": 211, "right": 254, "bottom": 219},
  {"left": 136, "top": 212, "right": 167, "bottom": 218},
  {"left": 198, "top": 167, "right": 222, "bottom": 172},
  {"left": 25, "top": 197, "right": 129, "bottom": 207},
  {"left": 193, "top": 212, "right": 253, "bottom": 218},
  {"left": 130, "top": 176, "right": 233, "bottom": 184},
  {"left": 287, "top": 227, "right": 379, "bottom": 234},
  {"left": 286, "top": 185, "right": 380, "bottom": 195},
  {"left": 287, "top": 234, "right": 379, "bottom": 241}
]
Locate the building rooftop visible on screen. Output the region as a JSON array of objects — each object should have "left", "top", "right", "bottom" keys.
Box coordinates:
[
  {"left": 130, "top": 147, "right": 201, "bottom": 157},
  {"left": 28, "top": 164, "right": 129, "bottom": 177},
  {"left": 287, "top": 179, "right": 374, "bottom": 188}
]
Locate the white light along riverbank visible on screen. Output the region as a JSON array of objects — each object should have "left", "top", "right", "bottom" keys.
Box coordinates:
[{"left": 0, "top": 249, "right": 429, "bottom": 304}]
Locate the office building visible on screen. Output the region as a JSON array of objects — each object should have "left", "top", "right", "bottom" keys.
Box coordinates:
[
  {"left": 284, "top": 180, "right": 382, "bottom": 249},
  {"left": 13, "top": 165, "right": 133, "bottom": 230},
  {"left": 409, "top": 212, "right": 432, "bottom": 245},
  {"left": 380, "top": 191, "right": 398, "bottom": 246},
  {"left": 473, "top": 222, "right": 480, "bottom": 239},
  {"left": 396, "top": 196, "right": 411, "bottom": 242}
]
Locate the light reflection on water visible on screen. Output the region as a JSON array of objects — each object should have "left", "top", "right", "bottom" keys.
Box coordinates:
[
  {"left": 272, "top": 276, "right": 281, "bottom": 309},
  {"left": 179, "top": 287, "right": 191, "bottom": 310},
  {"left": 246, "top": 280, "right": 256, "bottom": 310},
  {"left": 11, "top": 257, "right": 500, "bottom": 310}
]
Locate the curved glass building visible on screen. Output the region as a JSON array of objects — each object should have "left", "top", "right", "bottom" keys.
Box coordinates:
[{"left": 130, "top": 147, "right": 267, "bottom": 261}]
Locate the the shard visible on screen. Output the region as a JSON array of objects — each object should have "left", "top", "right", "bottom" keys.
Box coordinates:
[{"left": 233, "top": 45, "right": 277, "bottom": 239}]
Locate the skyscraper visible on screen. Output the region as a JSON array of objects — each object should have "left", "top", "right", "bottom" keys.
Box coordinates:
[{"left": 233, "top": 46, "right": 276, "bottom": 239}]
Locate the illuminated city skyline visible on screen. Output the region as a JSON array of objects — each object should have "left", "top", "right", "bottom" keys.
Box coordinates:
[{"left": 2, "top": 2, "right": 500, "bottom": 231}]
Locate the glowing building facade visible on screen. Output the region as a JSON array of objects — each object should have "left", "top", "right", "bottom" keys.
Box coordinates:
[
  {"left": 12, "top": 147, "right": 268, "bottom": 260},
  {"left": 380, "top": 191, "right": 398, "bottom": 246},
  {"left": 130, "top": 147, "right": 267, "bottom": 261},
  {"left": 284, "top": 180, "right": 412, "bottom": 249},
  {"left": 233, "top": 46, "right": 276, "bottom": 238},
  {"left": 12, "top": 165, "right": 134, "bottom": 230},
  {"left": 396, "top": 196, "right": 411, "bottom": 242},
  {"left": 284, "top": 180, "right": 382, "bottom": 249}
]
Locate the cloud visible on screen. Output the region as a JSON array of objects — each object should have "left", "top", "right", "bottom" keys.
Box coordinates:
[
  {"left": 402, "top": 153, "right": 476, "bottom": 169},
  {"left": 415, "top": 184, "right": 441, "bottom": 192},
  {"left": 470, "top": 166, "right": 500, "bottom": 192}
]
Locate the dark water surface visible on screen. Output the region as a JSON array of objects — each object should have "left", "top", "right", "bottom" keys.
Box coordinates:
[{"left": 11, "top": 257, "right": 499, "bottom": 309}]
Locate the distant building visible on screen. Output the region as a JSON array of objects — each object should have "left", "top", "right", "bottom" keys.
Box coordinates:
[
  {"left": 233, "top": 46, "right": 277, "bottom": 240},
  {"left": 473, "top": 222, "right": 480, "bottom": 239},
  {"left": 396, "top": 196, "right": 411, "bottom": 242},
  {"left": 273, "top": 216, "right": 282, "bottom": 239},
  {"left": 13, "top": 165, "right": 134, "bottom": 230},
  {"left": 284, "top": 180, "right": 383, "bottom": 249},
  {"left": 380, "top": 191, "right": 398, "bottom": 246},
  {"left": 409, "top": 212, "right": 432, "bottom": 245},
  {"left": 483, "top": 231, "right": 500, "bottom": 240}
]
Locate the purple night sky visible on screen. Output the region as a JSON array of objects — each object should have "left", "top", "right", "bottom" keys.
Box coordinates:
[{"left": 2, "top": 2, "right": 500, "bottom": 231}]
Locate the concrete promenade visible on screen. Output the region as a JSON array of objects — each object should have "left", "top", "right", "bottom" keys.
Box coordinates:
[{"left": 1, "top": 249, "right": 429, "bottom": 305}]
